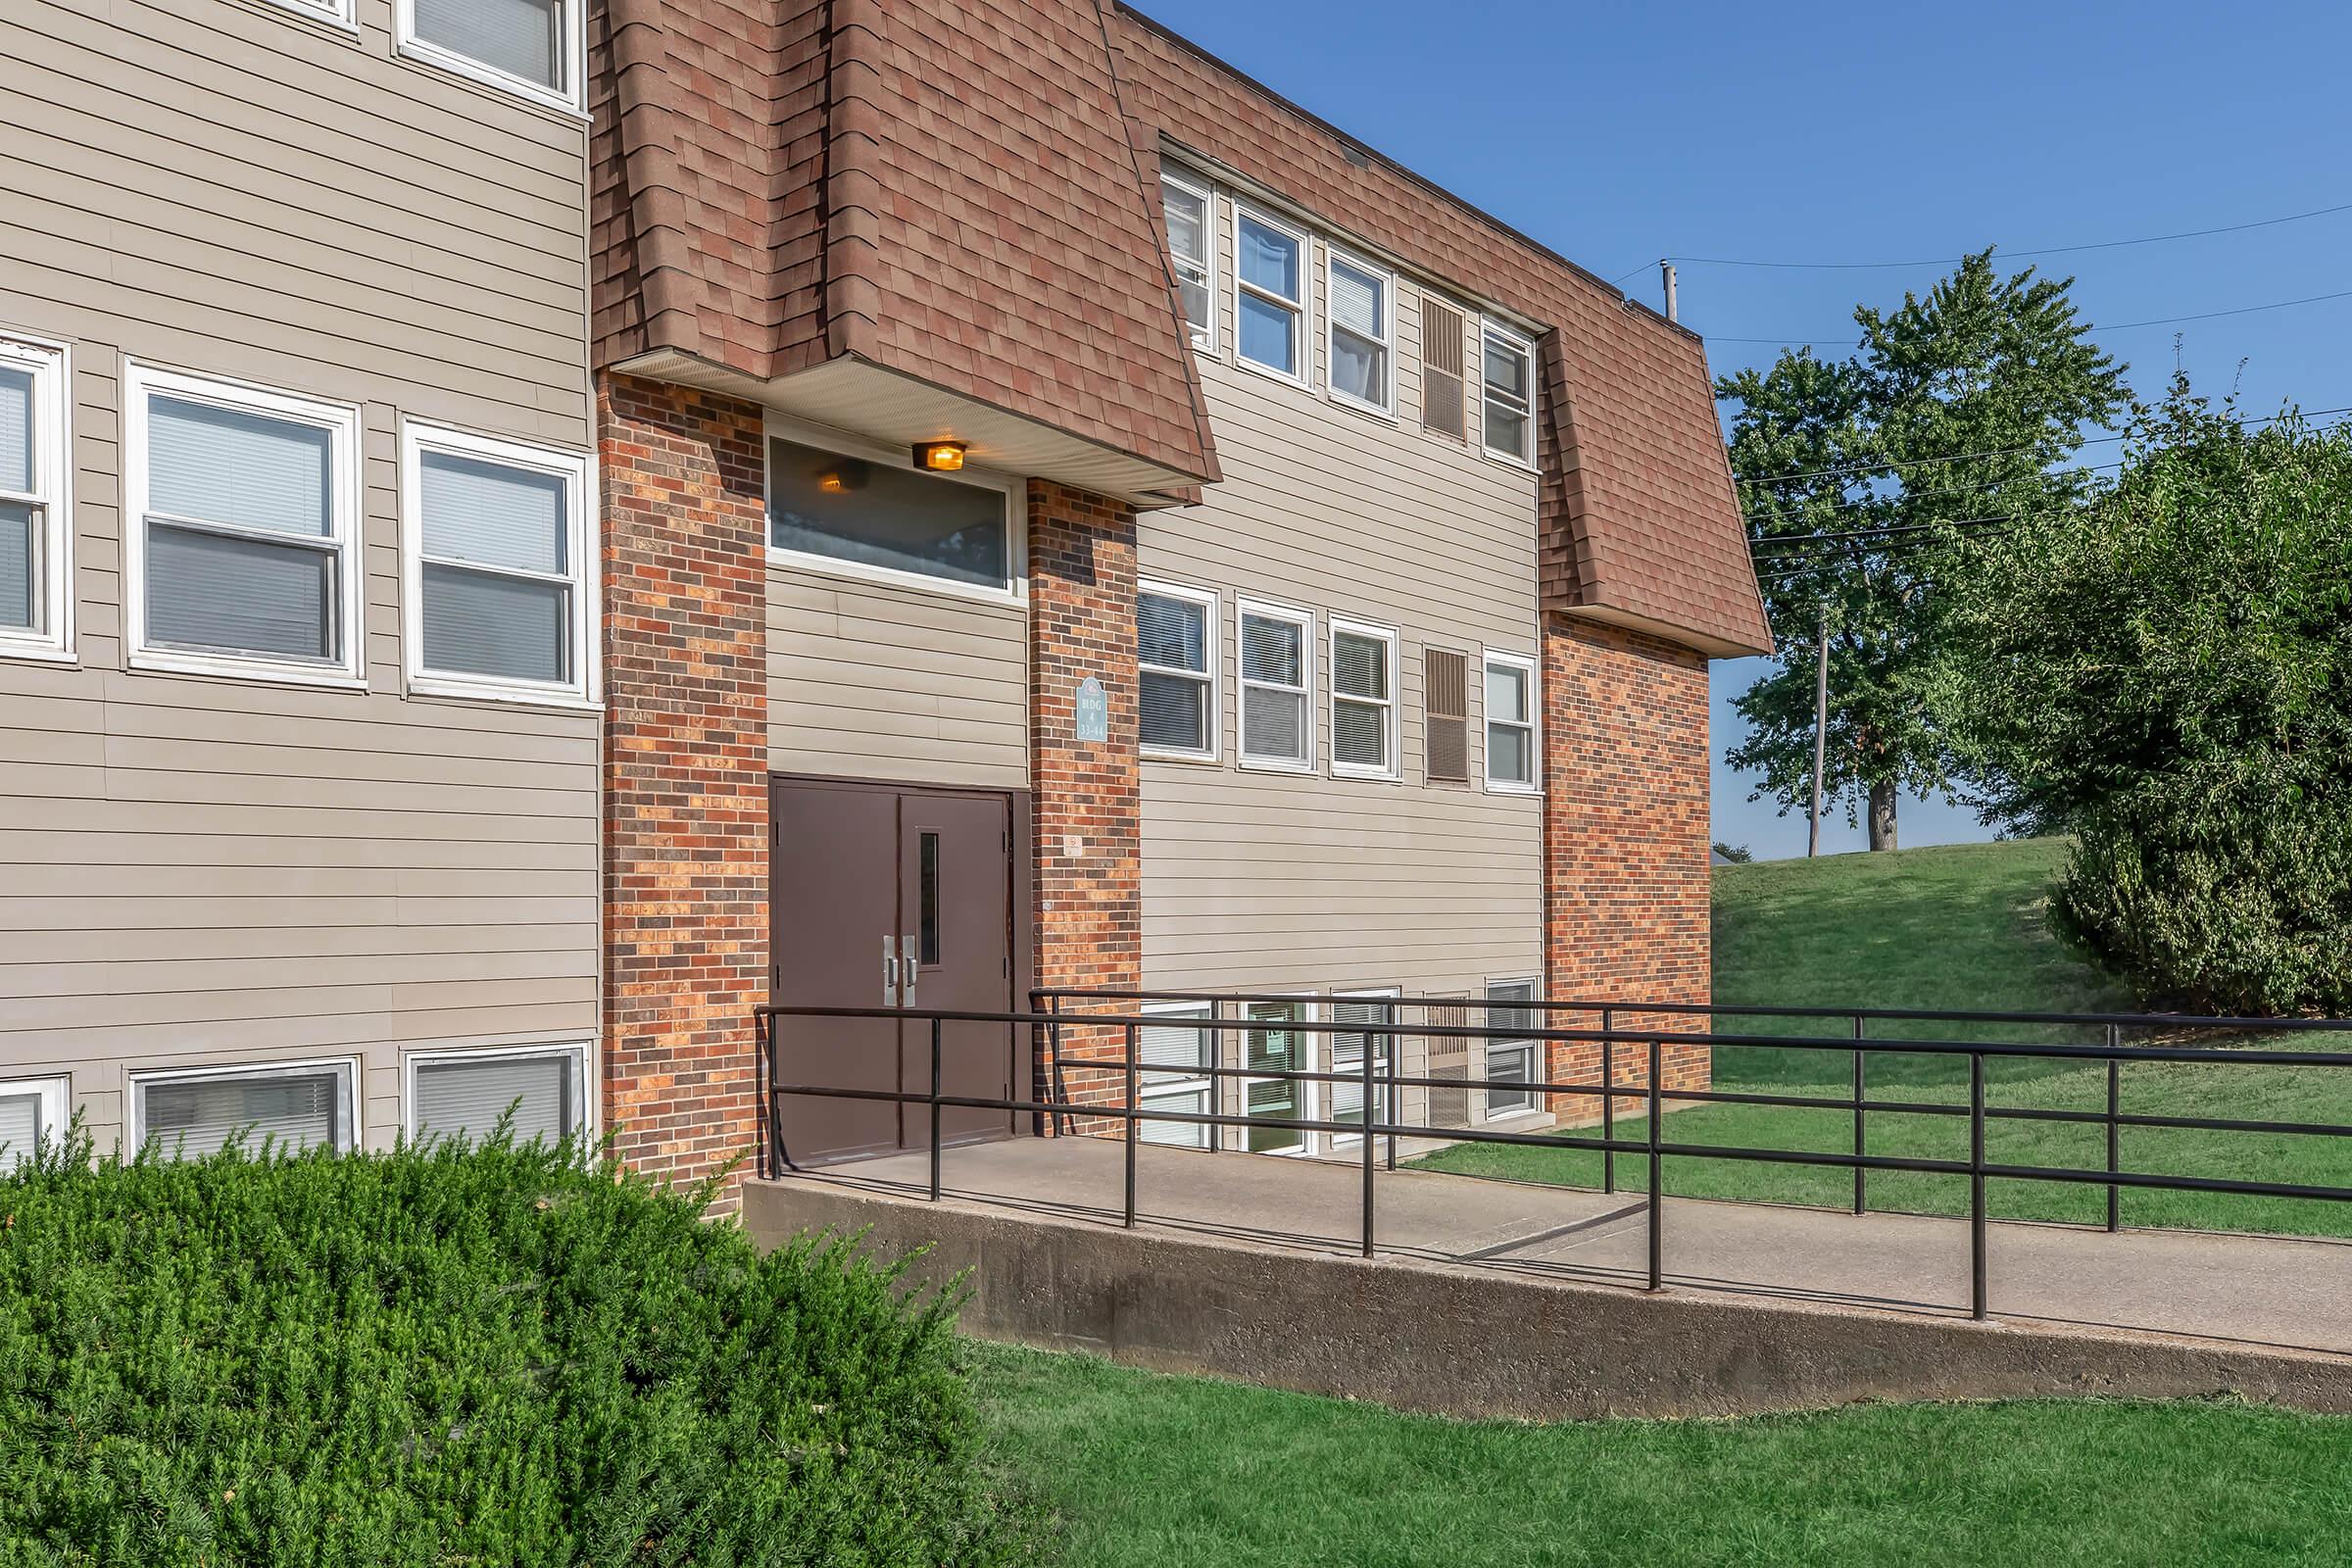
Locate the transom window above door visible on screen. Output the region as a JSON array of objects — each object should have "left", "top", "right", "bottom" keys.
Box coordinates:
[{"left": 767, "top": 436, "right": 1012, "bottom": 596}]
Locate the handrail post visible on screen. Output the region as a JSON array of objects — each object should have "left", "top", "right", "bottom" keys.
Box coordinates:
[
  {"left": 1361, "top": 1025, "right": 1378, "bottom": 1258},
  {"left": 1852, "top": 1014, "right": 1867, "bottom": 1216},
  {"left": 1123, "top": 1022, "right": 1139, "bottom": 1229},
  {"left": 1601, "top": 1007, "right": 1616, "bottom": 1195},
  {"left": 929, "top": 1016, "right": 944, "bottom": 1202},
  {"left": 1050, "top": 995, "right": 1070, "bottom": 1138},
  {"left": 1970, "top": 1050, "right": 1988, "bottom": 1320},
  {"left": 2105, "top": 1022, "right": 2122, "bottom": 1233},
  {"left": 1385, "top": 1014, "right": 1398, "bottom": 1173},
  {"left": 757, "top": 1010, "right": 772, "bottom": 1181},
  {"left": 1646, "top": 1036, "right": 1663, "bottom": 1291}
]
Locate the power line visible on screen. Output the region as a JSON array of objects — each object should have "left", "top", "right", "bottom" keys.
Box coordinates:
[
  {"left": 1664, "top": 197, "right": 2352, "bottom": 271},
  {"left": 1741, "top": 461, "right": 2126, "bottom": 524},
  {"left": 1734, "top": 406, "right": 2352, "bottom": 487},
  {"left": 1706, "top": 286, "right": 2352, "bottom": 347},
  {"left": 1749, "top": 514, "right": 2031, "bottom": 553}
]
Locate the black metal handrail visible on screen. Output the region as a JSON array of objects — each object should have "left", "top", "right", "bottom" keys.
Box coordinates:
[{"left": 754, "top": 997, "right": 2352, "bottom": 1323}]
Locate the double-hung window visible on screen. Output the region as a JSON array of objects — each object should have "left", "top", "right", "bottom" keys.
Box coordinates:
[
  {"left": 1484, "top": 650, "right": 1538, "bottom": 791},
  {"left": 1238, "top": 599, "right": 1312, "bottom": 770},
  {"left": 1234, "top": 206, "right": 1306, "bottom": 382},
  {"left": 1161, "top": 171, "right": 1215, "bottom": 350},
  {"left": 129, "top": 1058, "right": 358, "bottom": 1159},
  {"left": 1326, "top": 250, "right": 1393, "bottom": 413},
  {"left": 1484, "top": 981, "right": 1542, "bottom": 1118},
  {"left": 1138, "top": 1003, "right": 1215, "bottom": 1149},
  {"left": 1242, "top": 1001, "right": 1308, "bottom": 1155},
  {"left": 1330, "top": 618, "right": 1397, "bottom": 779},
  {"left": 1330, "top": 991, "right": 1398, "bottom": 1150},
  {"left": 399, "top": 0, "right": 583, "bottom": 114},
  {"left": 408, "top": 1043, "right": 590, "bottom": 1147},
  {"left": 124, "top": 364, "right": 363, "bottom": 686},
  {"left": 1481, "top": 320, "right": 1537, "bottom": 465},
  {"left": 402, "top": 422, "right": 594, "bottom": 706},
  {"left": 0, "top": 335, "right": 70, "bottom": 661},
  {"left": 1139, "top": 580, "right": 1216, "bottom": 760},
  {"left": 0, "top": 1076, "right": 69, "bottom": 1174}
]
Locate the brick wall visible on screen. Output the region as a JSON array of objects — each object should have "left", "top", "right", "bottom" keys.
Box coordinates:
[
  {"left": 1543, "top": 614, "right": 1714, "bottom": 1118},
  {"left": 1025, "top": 479, "right": 1144, "bottom": 1130},
  {"left": 600, "top": 372, "right": 769, "bottom": 1203}
]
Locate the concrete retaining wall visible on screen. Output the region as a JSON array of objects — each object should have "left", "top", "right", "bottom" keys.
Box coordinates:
[{"left": 742, "top": 1177, "right": 2352, "bottom": 1420}]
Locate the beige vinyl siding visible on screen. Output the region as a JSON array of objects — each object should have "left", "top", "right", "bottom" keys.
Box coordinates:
[
  {"left": 0, "top": 0, "right": 595, "bottom": 1151},
  {"left": 1142, "top": 183, "right": 1544, "bottom": 1014},
  {"left": 766, "top": 563, "right": 1030, "bottom": 790}
]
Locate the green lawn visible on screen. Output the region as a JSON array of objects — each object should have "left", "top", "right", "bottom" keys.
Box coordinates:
[
  {"left": 1417, "top": 840, "right": 2352, "bottom": 1237},
  {"left": 973, "top": 1342, "right": 2352, "bottom": 1567}
]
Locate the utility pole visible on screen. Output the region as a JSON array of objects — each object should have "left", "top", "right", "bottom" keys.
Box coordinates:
[
  {"left": 1660, "top": 260, "right": 1678, "bottom": 324},
  {"left": 1808, "top": 605, "right": 1829, "bottom": 858}
]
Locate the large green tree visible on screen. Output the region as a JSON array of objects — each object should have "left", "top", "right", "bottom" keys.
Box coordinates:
[{"left": 1717, "top": 250, "right": 2128, "bottom": 849}]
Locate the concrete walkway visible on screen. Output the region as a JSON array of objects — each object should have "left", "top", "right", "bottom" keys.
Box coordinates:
[{"left": 788, "top": 1136, "right": 2352, "bottom": 1355}]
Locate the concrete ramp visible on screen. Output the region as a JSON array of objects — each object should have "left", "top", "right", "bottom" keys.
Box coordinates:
[{"left": 742, "top": 1138, "right": 2352, "bottom": 1420}]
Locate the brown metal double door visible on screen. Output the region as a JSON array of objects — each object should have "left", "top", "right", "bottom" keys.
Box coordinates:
[{"left": 769, "top": 776, "right": 1018, "bottom": 1165}]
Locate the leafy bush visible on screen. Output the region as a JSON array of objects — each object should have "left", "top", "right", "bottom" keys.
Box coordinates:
[
  {"left": 0, "top": 1131, "right": 1035, "bottom": 1565},
  {"left": 1946, "top": 377, "right": 2352, "bottom": 1012}
]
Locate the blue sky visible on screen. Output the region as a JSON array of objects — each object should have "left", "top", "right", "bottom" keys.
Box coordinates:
[{"left": 1141, "top": 0, "right": 2352, "bottom": 858}]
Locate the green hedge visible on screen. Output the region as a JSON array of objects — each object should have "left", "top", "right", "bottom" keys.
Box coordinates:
[{"left": 0, "top": 1132, "right": 1035, "bottom": 1565}]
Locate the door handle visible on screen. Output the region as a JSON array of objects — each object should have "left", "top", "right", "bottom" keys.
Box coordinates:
[
  {"left": 883, "top": 935, "right": 899, "bottom": 1007},
  {"left": 903, "top": 935, "right": 919, "bottom": 1008}
]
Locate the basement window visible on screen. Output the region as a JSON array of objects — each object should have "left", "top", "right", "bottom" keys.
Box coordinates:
[
  {"left": 0, "top": 1076, "right": 69, "bottom": 1174},
  {"left": 130, "top": 1059, "right": 358, "bottom": 1159},
  {"left": 1138, "top": 1003, "right": 1214, "bottom": 1149},
  {"left": 1484, "top": 980, "right": 1541, "bottom": 1118},
  {"left": 408, "top": 1044, "right": 590, "bottom": 1146}
]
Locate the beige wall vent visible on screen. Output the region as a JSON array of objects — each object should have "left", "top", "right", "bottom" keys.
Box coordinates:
[
  {"left": 1421, "top": 298, "right": 1467, "bottom": 440},
  {"left": 1426, "top": 647, "right": 1469, "bottom": 782}
]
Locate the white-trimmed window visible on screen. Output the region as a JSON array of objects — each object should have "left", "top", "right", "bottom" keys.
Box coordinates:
[
  {"left": 398, "top": 0, "right": 583, "bottom": 114},
  {"left": 0, "top": 1075, "right": 69, "bottom": 1174},
  {"left": 0, "top": 335, "right": 71, "bottom": 662},
  {"left": 1161, "top": 169, "right": 1215, "bottom": 351},
  {"left": 402, "top": 422, "right": 595, "bottom": 706},
  {"left": 1330, "top": 618, "right": 1397, "bottom": 779},
  {"left": 1484, "top": 980, "right": 1542, "bottom": 1119},
  {"left": 407, "top": 1043, "right": 590, "bottom": 1147},
  {"left": 1138, "top": 1003, "right": 1215, "bottom": 1149},
  {"left": 1326, "top": 250, "right": 1393, "bottom": 414},
  {"left": 123, "top": 363, "right": 364, "bottom": 686},
  {"left": 1484, "top": 650, "right": 1538, "bottom": 791},
  {"left": 1238, "top": 599, "right": 1312, "bottom": 770},
  {"left": 1330, "top": 990, "right": 1398, "bottom": 1150},
  {"left": 1139, "top": 579, "right": 1217, "bottom": 760},
  {"left": 767, "top": 431, "right": 1017, "bottom": 601},
  {"left": 1241, "top": 1000, "right": 1309, "bottom": 1155},
  {"left": 1234, "top": 206, "right": 1307, "bottom": 382},
  {"left": 1481, "top": 319, "right": 1537, "bottom": 465},
  {"left": 129, "top": 1058, "right": 358, "bottom": 1160}
]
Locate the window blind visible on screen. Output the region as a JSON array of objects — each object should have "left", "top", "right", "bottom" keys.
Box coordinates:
[
  {"left": 1139, "top": 1010, "right": 1212, "bottom": 1149},
  {"left": 1138, "top": 593, "right": 1206, "bottom": 670},
  {"left": 0, "top": 366, "right": 31, "bottom": 494},
  {"left": 1421, "top": 300, "right": 1467, "bottom": 440},
  {"left": 1330, "top": 999, "right": 1394, "bottom": 1134},
  {"left": 0, "top": 503, "right": 30, "bottom": 632},
  {"left": 421, "top": 451, "right": 565, "bottom": 575},
  {"left": 1241, "top": 612, "right": 1306, "bottom": 763},
  {"left": 141, "top": 1069, "right": 344, "bottom": 1159},
  {"left": 414, "top": 1053, "right": 575, "bottom": 1146},
  {"left": 422, "top": 564, "right": 566, "bottom": 683},
  {"left": 0, "top": 1091, "right": 39, "bottom": 1174},
  {"left": 147, "top": 524, "right": 333, "bottom": 660},
  {"left": 1425, "top": 648, "right": 1468, "bottom": 781},
  {"left": 1329, "top": 262, "right": 1381, "bottom": 339},
  {"left": 415, "top": 0, "right": 563, "bottom": 89},
  {"left": 149, "top": 397, "right": 329, "bottom": 538}
]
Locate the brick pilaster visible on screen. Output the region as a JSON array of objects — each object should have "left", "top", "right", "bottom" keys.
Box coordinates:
[
  {"left": 1542, "top": 614, "right": 1713, "bottom": 1117},
  {"left": 599, "top": 372, "right": 769, "bottom": 1202},
  {"left": 1025, "top": 479, "right": 1143, "bottom": 1129}
]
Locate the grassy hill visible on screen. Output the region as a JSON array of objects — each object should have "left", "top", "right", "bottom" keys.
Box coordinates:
[{"left": 1421, "top": 838, "right": 2352, "bottom": 1237}]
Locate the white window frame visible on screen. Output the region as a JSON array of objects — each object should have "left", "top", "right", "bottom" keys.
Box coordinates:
[
  {"left": 1232, "top": 203, "right": 1309, "bottom": 387},
  {"left": 1237, "top": 995, "right": 1315, "bottom": 1157},
  {"left": 1161, "top": 167, "right": 1217, "bottom": 354},
  {"left": 396, "top": 0, "right": 586, "bottom": 117},
  {"left": 1138, "top": 1001, "right": 1216, "bottom": 1151},
  {"left": 400, "top": 420, "right": 598, "bottom": 710},
  {"left": 1138, "top": 577, "right": 1220, "bottom": 763},
  {"left": 0, "top": 333, "right": 73, "bottom": 663},
  {"left": 1328, "top": 987, "right": 1400, "bottom": 1152},
  {"left": 402, "top": 1041, "right": 595, "bottom": 1145},
  {"left": 1483, "top": 649, "right": 1540, "bottom": 793},
  {"left": 761, "top": 412, "right": 1025, "bottom": 608},
  {"left": 1236, "top": 596, "right": 1314, "bottom": 773},
  {"left": 259, "top": 0, "right": 360, "bottom": 30},
  {"left": 1482, "top": 979, "right": 1545, "bottom": 1121},
  {"left": 1480, "top": 318, "right": 1538, "bottom": 467},
  {"left": 122, "top": 361, "right": 366, "bottom": 689},
  {"left": 0, "top": 1074, "right": 71, "bottom": 1170},
  {"left": 127, "top": 1055, "right": 361, "bottom": 1157},
  {"left": 1323, "top": 246, "right": 1395, "bottom": 416},
  {"left": 1328, "top": 616, "right": 1399, "bottom": 781}
]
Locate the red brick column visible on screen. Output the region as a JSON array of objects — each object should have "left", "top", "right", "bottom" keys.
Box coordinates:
[
  {"left": 1026, "top": 479, "right": 1143, "bottom": 1131},
  {"left": 599, "top": 373, "right": 769, "bottom": 1202},
  {"left": 1542, "top": 615, "right": 1713, "bottom": 1121}
]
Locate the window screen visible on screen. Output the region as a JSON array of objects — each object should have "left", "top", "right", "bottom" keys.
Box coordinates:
[
  {"left": 1240, "top": 610, "right": 1308, "bottom": 765},
  {"left": 1332, "top": 628, "right": 1392, "bottom": 772},
  {"left": 1482, "top": 323, "right": 1535, "bottom": 462},
  {"left": 1139, "top": 590, "right": 1212, "bottom": 755},
  {"left": 0, "top": 367, "right": 29, "bottom": 497},
  {"left": 1486, "top": 981, "right": 1540, "bottom": 1116},
  {"left": 0, "top": 1091, "right": 42, "bottom": 1174},
  {"left": 413, "top": 1052, "right": 580, "bottom": 1146},
  {"left": 0, "top": 502, "right": 31, "bottom": 633},
  {"left": 1328, "top": 256, "right": 1389, "bottom": 410},
  {"left": 0, "top": 344, "right": 61, "bottom": 645},
  {"left": 139, "top": 1066, "right": 350, "bottom": 1159},
  {"left": 1487, "top": 656, "right": 1535, "bottom": 787},
  {"left": 1162, "top": 175, "right": 1213, "bottom": 345},
  {"left": 1236, "top": 212, "right": 1302, "bottom": 377},
  {"left": 417, "top": 449, "right": 572, "bottom": 685},
  {"left": 768, "top": 438, "right": 1008, "bottom": 591},
  {"left": 414, "top": 0, "right": 564, "bottom": 90}
]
